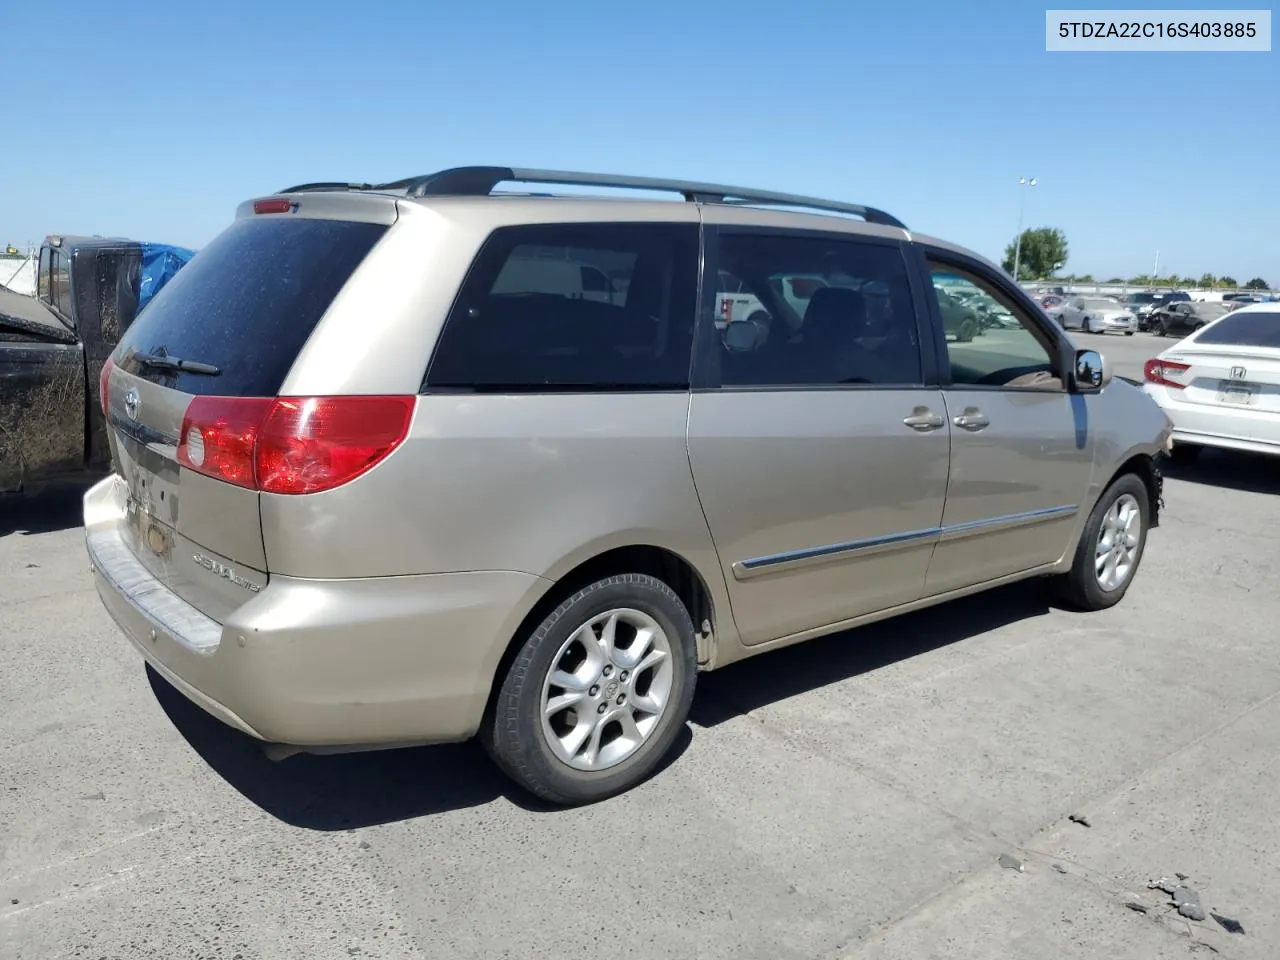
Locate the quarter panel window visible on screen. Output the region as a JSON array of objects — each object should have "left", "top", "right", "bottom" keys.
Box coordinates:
[
  {"left": 50, "top": 249, "right": 72, "bottom": 318},
  {"left": 926, "top": 262, "right": 1061, "bottom": 390},
  {"left": 427, "top": 222, "right": 699, "bottom": 391},
  {"left": 37, "top": 246, "right": 51, "bottom": 300},
  {"left": 713, "top": 233, "right": 923, "bottom": 388}
]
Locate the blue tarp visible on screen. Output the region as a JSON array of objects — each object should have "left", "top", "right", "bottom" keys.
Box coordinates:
[{"left": 136, "top": 242, "right": 195, "bottom": 311}]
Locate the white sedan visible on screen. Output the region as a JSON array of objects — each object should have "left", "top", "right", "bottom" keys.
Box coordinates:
[
  {"left": 1142, "top": 302, "right": 1280, "bottom": 460},
  {"left": 1048, "top": 296, "right": 1137, "bottom": 335}
]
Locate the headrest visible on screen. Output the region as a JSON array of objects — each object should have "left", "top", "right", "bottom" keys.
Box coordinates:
[{"left": 803, "top": 286, "right": 866, "bottom": 341}]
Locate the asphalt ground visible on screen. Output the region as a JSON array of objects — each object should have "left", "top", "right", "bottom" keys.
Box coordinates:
[{"left": 2, "top": 329, "right": 1276, "bottom": 960}]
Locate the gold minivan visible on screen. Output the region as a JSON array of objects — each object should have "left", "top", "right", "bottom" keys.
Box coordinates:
[{"left": 84, "top": 167, "right": 1172, "bottom": 804}]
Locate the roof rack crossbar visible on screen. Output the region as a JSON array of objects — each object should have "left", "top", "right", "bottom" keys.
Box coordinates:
[{"left": 395, "top": 166, "right": 907, "bottom": 229}]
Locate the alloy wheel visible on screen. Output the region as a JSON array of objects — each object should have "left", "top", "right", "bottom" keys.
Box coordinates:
[
  {"left": 539, "top": 608, "right": 675, "bottom": 771},
  {"left": 1095, "top": 493, "right": 1142, "bottom": 591}
]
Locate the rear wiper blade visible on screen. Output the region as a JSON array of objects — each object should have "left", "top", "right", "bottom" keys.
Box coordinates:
[{"left": 134, "top": 352, "right": 222, "bottom": 376}]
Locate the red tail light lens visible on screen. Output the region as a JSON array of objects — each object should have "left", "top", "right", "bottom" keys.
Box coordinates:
[
  {"left": 1143, "top": 358, "right": 1190, "bottom": 389},
  {"left": 257, "top": 396, "right": 416, "bottom": 494},
  {"left": 253, "top": 199, "right": 294, "bottom": 215},
  {"left": 99, "top": 356, "right": 114, "bottom": 416},
  {"left": 177, "top": 396, "right": 415, "bottom": 494}
]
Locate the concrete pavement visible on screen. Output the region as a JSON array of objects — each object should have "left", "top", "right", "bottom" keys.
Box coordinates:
[{"left": 2, "top": 334, "right": 1277, "bottom": 960}]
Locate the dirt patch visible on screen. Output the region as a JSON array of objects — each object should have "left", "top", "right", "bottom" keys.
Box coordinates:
[{"left": 0, "top": 346, "right": 85, "bottom": 493}]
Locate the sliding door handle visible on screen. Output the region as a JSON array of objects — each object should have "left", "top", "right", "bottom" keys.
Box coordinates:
[{"left": 903, "top": 411, "right": 945, "bottom": 431}]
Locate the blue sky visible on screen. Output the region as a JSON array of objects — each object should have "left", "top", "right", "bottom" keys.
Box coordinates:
[{"left": 2, "top": 0, "right": 1276, "bottom": 283}]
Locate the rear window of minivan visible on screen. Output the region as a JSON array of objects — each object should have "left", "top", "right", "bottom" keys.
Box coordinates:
[{"left": 115, "top": 217, "right": 387, "bottom": 397}]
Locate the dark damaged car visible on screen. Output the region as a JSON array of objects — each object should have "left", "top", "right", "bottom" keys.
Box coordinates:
[{"left": 1, "top": 235, "right": 192, "bottom": 495}]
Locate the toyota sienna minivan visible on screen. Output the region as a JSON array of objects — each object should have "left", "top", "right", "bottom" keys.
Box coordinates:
[{"left": 85, "top": 166, "right": 1172, "bottom": 805}]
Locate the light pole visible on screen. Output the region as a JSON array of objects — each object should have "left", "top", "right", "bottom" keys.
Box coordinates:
[{"left": 1011, "top": 177, "right": 1037, "bottom": 284}]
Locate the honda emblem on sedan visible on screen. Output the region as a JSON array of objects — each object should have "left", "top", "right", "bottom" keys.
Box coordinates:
[
  {"left": 1229, "top": 366, "right": 1247, "bottom": 381},
  {"left": 124, "top": 388, "right": 140, "bottom": 421}
]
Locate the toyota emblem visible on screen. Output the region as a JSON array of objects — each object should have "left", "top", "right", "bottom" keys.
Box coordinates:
[{"left": 124, "top": 387, "right": 140, "bottom": 421}]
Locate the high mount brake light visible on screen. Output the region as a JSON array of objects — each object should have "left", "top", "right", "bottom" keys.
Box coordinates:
[
  {"left": 1143, "top": 358, "right": 1190, "bottom": 389},
  {"left": 177, "top": 395, "right": 415, "bottom": 494},
  {"left": 253, "top": 199, "right": 294, "bottom": 215}
]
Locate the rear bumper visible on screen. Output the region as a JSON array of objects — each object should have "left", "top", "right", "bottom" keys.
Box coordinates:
[
  {"left": 83, "top": 475, "right": 548, "bottom": 747},
  {"left": 1143, "top": 385, "right": 1280, "bottom": 456}
]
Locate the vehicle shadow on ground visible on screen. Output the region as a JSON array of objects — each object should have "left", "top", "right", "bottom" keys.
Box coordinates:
[
  {"left": 153, "top": 581, "right": 1049, "bottom": 828},
  {"left": 1162, "top": 449, "right": 1280, "bottom": 495},
  {"left": 0, "top": 480, "right": 94, "bottom": 537},
  {"left": 691, "top": 581, "right": 1052, "bottom": 727},
  {"left": 147, "top": 664, "right": 692, "bottom": 828}
]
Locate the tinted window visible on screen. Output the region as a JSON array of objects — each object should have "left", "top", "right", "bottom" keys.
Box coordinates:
[
  {"left": 713, "top": 233, "right": 921, "bottom": 387},
  {"left": 116, "top": 217, "right": 386, "bottom": 397},
  {"left": 427, "top": 223, "right": 698, "bottom": 391},
  {"left": 926, "top": 262, "right": 1060, "bottom": 389},
  {"left": 1194, "top": 311, "right": 1280, "bottom": 348},
  {"left": 49, "top": 249, "right": 72, "bottom": 319},
  {"left": 37, "top": 246, "right": 51, "bottom": 300}
]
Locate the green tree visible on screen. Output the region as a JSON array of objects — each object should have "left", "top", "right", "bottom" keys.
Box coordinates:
[
  {"left": 1199, "top": 273, "right": 1216, "bottom": 288},
  {"left": 1001, "top": 227, "right": 1069, "bottom": 280},
  {"left": 1219, "top": 276, "right": 1238, "bottom": 288},
  {"left": 1245, "top": 277, "right": 1271, "bottom": 290},
  {"left": 1105, "top": 277, "right": 1125, "bottom": 284},
  {"left": 1076, "top": 274, "right": 1094, "bottom": 282}
]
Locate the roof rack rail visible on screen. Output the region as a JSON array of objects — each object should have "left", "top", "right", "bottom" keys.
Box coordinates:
[
  {"left": 403, "top": 166, "right": 907, "bottom": 229},
  {"left": 275, "top": 166, "right": 906, "bottom": 229}
]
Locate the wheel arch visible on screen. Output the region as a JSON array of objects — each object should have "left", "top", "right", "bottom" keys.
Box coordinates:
[
  {"left": 479, "top": 542, "right": 727, "bottom": 733},
  {"left": 1101, "top": 451, "right": 1164, "bottom": 529}
]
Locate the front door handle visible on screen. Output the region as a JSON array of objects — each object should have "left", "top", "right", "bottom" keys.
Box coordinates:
[
  {"left": 903, "top": 410, "right": 945, "bottom": 431},
  {"left": 953, "top": 409, "right": 990, "bottom": 431}
]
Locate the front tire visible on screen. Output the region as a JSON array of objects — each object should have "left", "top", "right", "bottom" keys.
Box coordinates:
[
  {"left": 482, "top": 573, "right": 698, "bottom": 805},
  {"left": 1152, "top": 318, "right": 1166, "bottom": 337},
  {"left": 1050, "top": 474, "right": 1150, "bottom": 611}
]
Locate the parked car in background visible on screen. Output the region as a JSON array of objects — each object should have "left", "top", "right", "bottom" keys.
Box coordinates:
[
  {"left": 1, "top": 235, "right": 192, "bottom": 495},
  {"left": 1122, "top": 290, "right": 1190, "bottom": 331},
  {"left": 1143, "top": 302, "right": 1280, "bottom": 460},
  {"left": 1148, "top": 300, "right": 1230, "bottom": 338},
  {"left": 934, "top": 287, "right": 981, "bottom": 341},
  {"left": 84, "top": 165, "right": 1171, "bottom": 805},
  {"left": 1038, "top": 294, "right": 1068, "bottom": 310},
  {"left": 714, "top": 269, "right": 769, "bottom": 330},
  {"left": 1048, "top": 296, "right": 1136, "bottom": 335}
]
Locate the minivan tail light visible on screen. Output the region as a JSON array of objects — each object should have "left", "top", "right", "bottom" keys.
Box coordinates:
[
  {"left": 99, "top": 356, "right": 114, "bottom": 416},
  {"left": 177, "top": 395, "right": 415, "bottom": 494},
  {"left": 1144, "top": 358, "right": 1190, "bottom": 389}
]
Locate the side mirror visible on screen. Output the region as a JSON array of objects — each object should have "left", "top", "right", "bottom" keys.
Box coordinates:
[{"left": 1073, "top": 348, "right": 1111, "bottom": 393}]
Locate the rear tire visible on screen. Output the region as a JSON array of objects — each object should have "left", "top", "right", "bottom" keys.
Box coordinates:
[
  {"left": 1050, "top": 474, "right": 1150, "bottom": 612},
  {"left": 482, "top": 573, "right": 698, "bottom": 806}
]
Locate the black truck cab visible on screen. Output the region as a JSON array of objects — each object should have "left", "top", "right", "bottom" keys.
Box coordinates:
[{"left": 1, "top": 235, "right": 188, "bottom": 494}]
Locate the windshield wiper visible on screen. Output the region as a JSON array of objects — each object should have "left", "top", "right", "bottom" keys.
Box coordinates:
[{"left": 134, "top": 352, "right": 222, "bottom": 376}]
